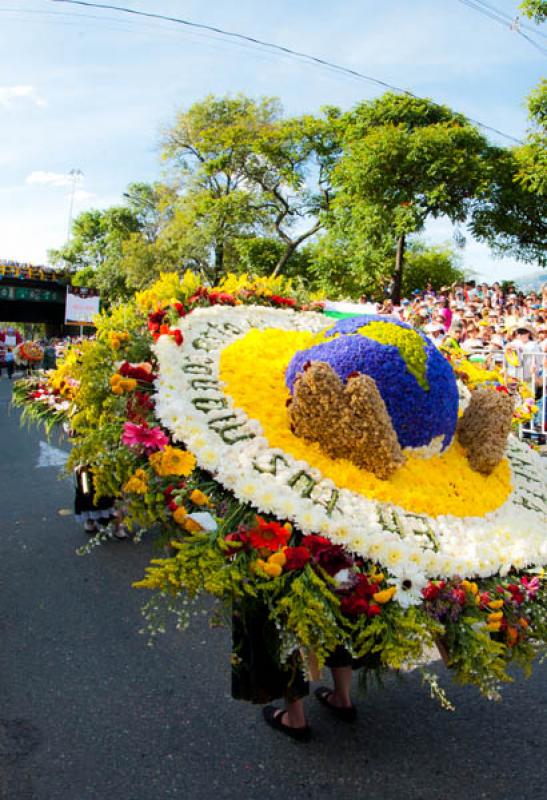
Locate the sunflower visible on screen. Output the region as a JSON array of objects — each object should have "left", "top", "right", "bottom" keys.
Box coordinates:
[{"left": 149, "top": 446, "right": 196, "bottom": 477}]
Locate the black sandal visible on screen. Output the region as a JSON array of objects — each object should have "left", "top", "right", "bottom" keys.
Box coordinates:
[
  {"left": 314, "top": 687, "right": 357, "bottom": 722},
  {"left": 262, "top": 706, "right": 312, "bottom": 741}
]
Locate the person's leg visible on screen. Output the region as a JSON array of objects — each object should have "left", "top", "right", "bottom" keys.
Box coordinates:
[
  {"left": 280, "top": 697, "right": 307, "bottom": 728},
  {"left": 328, "top": 666, "right": 353, "bottom": 708}
]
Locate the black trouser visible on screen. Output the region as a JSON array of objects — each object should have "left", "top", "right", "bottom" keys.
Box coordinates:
[{"left": 6, "top": 362, "right": 14, "bottom": 379}]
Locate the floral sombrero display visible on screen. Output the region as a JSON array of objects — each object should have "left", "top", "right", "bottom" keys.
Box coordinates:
[
  {"left": 147, "top": 301, "right": 545, "bottom": 702},
  {"left": 12, "top": 272, "right": 546, "bottom": 705}
]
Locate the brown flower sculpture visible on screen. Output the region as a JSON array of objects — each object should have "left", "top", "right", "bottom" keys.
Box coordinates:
[
  {"left": 457, "top": 387, "right": 514, "bottom": 475},
  {"left": 288, "top": 361, "right": 404, "bottom": 480}
]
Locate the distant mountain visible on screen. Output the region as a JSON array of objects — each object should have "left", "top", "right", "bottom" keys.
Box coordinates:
[{"left": 513, "top": 270, "right": 547, "bottom": 293}]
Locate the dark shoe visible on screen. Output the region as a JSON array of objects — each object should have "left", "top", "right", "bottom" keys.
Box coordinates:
[
  {"left": 314, "top": 687, "right": 357, "bottom": 722},
  {"left": 262, "top": 706, "right": 311, "bottom": 741}
]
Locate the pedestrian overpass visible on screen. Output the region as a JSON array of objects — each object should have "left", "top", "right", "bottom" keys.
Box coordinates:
[{"left": 0, "top": 261, "right": 67, "bottom": 332}]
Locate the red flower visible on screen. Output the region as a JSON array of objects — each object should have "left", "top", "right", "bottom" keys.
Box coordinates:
[
  {"left": 248, "top": 517, "right": 291, "bottom": 552},
  {"left": 451, "top": 588, "right": 467, "bottom": 605},
  {"left": 119, "top": 362, "right": 156, "bottom": 383},
  {"left": 167, "top": 500, "right": 179, "bottom": 512},
  {"left": 172, "top": 329, "right": 183, "bottom": 346},
  {"left": 300, "top": 534, "right": 332, "bottom": 557},
  {"left": 283, "top": 546, "right": 311, "bottom": 571},
  {"left": 188, "top": 287, "right": 210, "bottom": 305},
  {"left": 478, "top": 591, "right": 491, "bottom": 608},
  {"left": 340, "top": 595, "right": 369, "bottom": 616},
  {"left": 208, "top": 291, "right": 236, "bottom": 306},
  {"left": 354, "top": 574, "right": 378, "bottom": 598},
  {"left": 315, "top": 545, "right": 353, "bottom": 577},
  {"left": 422, "top": 582, "right": 442, "bottom": 601},
  {"left": 147, "top": 309, "right": 167, "bottom": 331},
  {"left": 174, "top": 302, "right": 186, "bottom": 317},
  {"left": 224, "top": 530, "right": 250, "bottom": 556},
  {"left": 269, "top": 295, "right": 296, "bottom": 307},
  {"left": 367, "top": 604, "right": 382, "bottom": 617}
]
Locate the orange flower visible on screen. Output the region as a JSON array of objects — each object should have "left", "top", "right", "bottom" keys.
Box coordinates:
[
  {"left": 172, "top": 506, "right": 188, "bottom": 526},
  {"left": 189, "top": 489, "right": 211, "bottom": 507},
  {"left": 506, "top": 626, "right": 519, "bottom": 647}
]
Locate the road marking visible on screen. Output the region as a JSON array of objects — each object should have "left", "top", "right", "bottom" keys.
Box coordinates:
[{"left": 36, "top": 441, "right": 68, "bottom": 468}]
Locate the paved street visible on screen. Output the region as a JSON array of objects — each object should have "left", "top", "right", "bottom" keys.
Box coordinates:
[{"left": 0, "top": 377, "right": 546, "bottom": 800}]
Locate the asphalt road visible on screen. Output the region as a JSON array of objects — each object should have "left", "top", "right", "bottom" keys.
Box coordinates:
[{"left": 0, "top": 376, "right": 546, "bottom": 800}]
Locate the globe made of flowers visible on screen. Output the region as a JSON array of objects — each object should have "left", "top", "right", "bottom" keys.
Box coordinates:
[{"left": 285, "top": 315, "right": 459, "bottom": 453}]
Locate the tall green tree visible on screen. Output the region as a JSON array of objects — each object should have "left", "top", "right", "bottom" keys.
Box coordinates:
[
  {"left": 470, "top": 146, "right": 546, "bottom": 266},
  {"left": 161, "top": 94, "right": 336, "bottom": 281},
  {"left": 48, "top": 183, "right": 158, "bottom": 301},
  {"left": 328, "top": 93, "right": 490, "bottom": 302}
]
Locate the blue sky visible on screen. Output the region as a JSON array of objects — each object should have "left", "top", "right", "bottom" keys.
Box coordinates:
[{"left": 0, "top": 0, "right": 544, "bottom": 282}]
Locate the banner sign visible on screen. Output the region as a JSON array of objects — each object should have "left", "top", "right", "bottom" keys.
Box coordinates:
[
  {"left": 65, "top": 287, "right": 100, "bottom": 325},
  {"left": 0, "top": 285, "right": 64, "bottom": 303}
]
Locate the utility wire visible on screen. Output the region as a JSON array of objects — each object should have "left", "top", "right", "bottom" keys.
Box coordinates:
[
  {"left": 471, "top": 0, "right": 546, "bottom": 38},
  {"left": 455, "top": 0, "right": 547, "bottom": 53},
  {"left": 49, "top": 0, "right": 525, "bottom": 143}
]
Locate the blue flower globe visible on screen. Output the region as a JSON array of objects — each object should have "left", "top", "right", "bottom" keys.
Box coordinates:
[{"left": 285, "top": 315, "right": 459, "bottom": 451}]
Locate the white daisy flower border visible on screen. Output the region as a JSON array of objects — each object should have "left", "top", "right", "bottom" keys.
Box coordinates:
[{"left": 153, "top": 305, "right": 547, "bottom": 584}]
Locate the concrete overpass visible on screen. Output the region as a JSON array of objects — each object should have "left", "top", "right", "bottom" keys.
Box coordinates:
[{"left": 0, "top": 262, "right": 67, "bottom": 333}]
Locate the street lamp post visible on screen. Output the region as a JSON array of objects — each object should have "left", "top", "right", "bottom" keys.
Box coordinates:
[{"left": 67, "top": 168, "right": 83, "bottom": 241}]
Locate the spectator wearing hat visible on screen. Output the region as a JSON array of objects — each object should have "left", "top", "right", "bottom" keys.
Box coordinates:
[{"left": 505, "top": 323, "right": 537, "bottom": 383}]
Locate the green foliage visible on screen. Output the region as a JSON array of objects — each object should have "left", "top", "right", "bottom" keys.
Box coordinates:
[
  {"left": 326, "top": 93, "right": 490, "bottom": 299},
  {"left": 470, "top": 147, "right": 546, "bottom": 266},
  {"left": 515, "top": 79, "right": 547, "bottom": 198},
  {"left": 519, "top": 0, "right": 547, "bottom": 23},
  {"left": 160, "top": 94, "right": 336, "bottom": 281},
  {"left": 402, "top": 242, "right": 464, "bottom": 295}
]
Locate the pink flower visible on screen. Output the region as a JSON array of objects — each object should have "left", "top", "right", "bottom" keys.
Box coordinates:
[{"left": 121, "top": 422, "right": 169, "bottom": 452}]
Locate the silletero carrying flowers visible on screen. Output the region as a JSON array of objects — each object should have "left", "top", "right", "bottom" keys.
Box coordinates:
[{"left": 12, "top": 271, "right": 546, "bottom": 737}]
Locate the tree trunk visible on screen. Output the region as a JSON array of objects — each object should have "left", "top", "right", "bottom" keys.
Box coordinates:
[
  {"left": 392, "top": 233, "right": 405, "bottom": 304},
  {"left": 214, "top": 242, "right": 224, "bottom": 283},
  {"left": 272, "top": 242, "right": 297, "bottom": 277}
]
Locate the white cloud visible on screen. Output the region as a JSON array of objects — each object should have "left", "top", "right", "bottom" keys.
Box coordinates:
[
  {"left": 26, "top": 170, "right": 82, "bottom": 188},
  {"left": 0, "top": 85, "right": 46, "bottom": 108}
]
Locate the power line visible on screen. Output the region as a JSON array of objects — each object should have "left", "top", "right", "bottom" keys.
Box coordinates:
[
  {"left": 472, "top": 0, "right": 546, "bottom": 38},
  {"left": 455, "top": 0, "right": 547, "bottom": 53},
  {"left": 49, "top": 0, "right": 525, "bottom": 143}
]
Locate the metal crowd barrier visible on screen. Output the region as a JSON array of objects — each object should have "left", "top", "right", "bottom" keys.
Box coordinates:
[
  {"left": 451, "top": 346, "right": 546, "bottom": 439},
  {"left": 507, "top": 350, "right": 547, "bottom": 438}
]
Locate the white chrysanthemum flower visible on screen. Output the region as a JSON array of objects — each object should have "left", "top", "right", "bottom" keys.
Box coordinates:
[{"left": 390, "top": 567, "right": 428, "bottom": 608}]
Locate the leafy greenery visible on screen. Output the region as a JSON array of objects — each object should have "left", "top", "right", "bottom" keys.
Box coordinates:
[{"left": 328, "top": 93, "right": 490, "bottom": 301}]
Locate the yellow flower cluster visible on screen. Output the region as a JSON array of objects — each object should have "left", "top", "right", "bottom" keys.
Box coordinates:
[
  {"left": 189, "top": 489, "right": 211, "bottom": 506},
  {"left": 219, "top": 328, "right": 512, "bottom": 518},
  {"left": 110, "top": 374, "right": 137, "bottom": 395},
  {"left": 214, "top": 272, "right": 294, "bottom": 299},
  {"left": 372, "top": 586, "right": 397, "bottom": 604},
  {"left": 455, "top": 359, "right": 501, "bottom": 389},
  {"left": 108, "top": 331, "right": 130, "bottom": 350},
  {"left": 123, "top": 468, "right": 148, "bottom": 494},
  {"left": 253, "top": 550, "right": 287, "bottom": 578},
  {"left": 135, "top": 271, "right": 202, "bottom": 312},
  {"left": 171, "top": 505, "right": 202, "bottom": 531},
  {"left": 148, "top": 446, "right": 196, "bottom": 477}
]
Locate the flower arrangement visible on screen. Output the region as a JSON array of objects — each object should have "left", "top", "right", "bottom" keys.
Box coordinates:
[{"left": 11, "top": 272, "right": 547, "bottom": 706}]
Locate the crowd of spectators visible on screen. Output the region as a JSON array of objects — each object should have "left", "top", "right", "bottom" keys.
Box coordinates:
[
  {"left": 365, "top": 279, "right": 547, "bottom": 363},
  {"left": 363, "top": 279, "right": 547, "bottom": 439}
]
